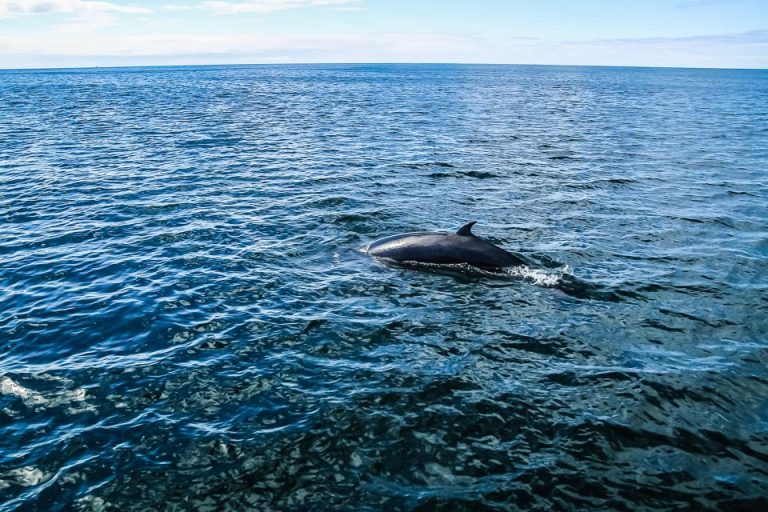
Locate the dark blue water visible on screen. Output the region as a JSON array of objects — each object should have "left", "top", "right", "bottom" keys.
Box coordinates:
[{"left": 1, "top": 64, "right": 767, "bottom": 511}]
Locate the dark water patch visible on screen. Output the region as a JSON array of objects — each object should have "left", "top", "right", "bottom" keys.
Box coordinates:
[
  {"left": 642, "top": 318, "right": 688, "bottom": 333},
  {"left": 555, "top": 274, "right": 626, "bottom": 302},
  {"left": 658, "top": 307, "right": 737, "bottom": 328},
  {"left": 726, "top": 189, "right": 759, "bottom": 197},
  {"left": 402, "top": 162, "right": 456, "bottom": 169},
  {"left": 428, "top": 170, "right": 499, "bottom": 179}
]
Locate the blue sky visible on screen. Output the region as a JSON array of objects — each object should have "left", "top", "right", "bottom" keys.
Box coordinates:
[{"left": 0, "top": 0, "right": 766, "bottom": 69}]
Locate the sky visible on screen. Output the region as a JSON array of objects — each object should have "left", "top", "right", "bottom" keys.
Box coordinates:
[{"left": 0, "top": 0, "right": 766, "bottom": 69}]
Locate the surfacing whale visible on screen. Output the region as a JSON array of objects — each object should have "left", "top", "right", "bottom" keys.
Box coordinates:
[{"left": 365, "top": 221, "right": 525, "bottom": 271}]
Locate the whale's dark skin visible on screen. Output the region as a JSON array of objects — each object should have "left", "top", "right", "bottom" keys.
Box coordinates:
[{"left": 365, "top": 221, "right": 525, "bottom": 270}]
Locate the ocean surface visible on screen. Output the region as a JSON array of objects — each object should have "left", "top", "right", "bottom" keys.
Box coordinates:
[{"left": 1, "top": 64, "right": 767, "bottom": 511}]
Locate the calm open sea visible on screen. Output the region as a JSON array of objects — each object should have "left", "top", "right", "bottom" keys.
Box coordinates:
[{"left": 1, "top": 64, "right": 767, "bottom": 510}]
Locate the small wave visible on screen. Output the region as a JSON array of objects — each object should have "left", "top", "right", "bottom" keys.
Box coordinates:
[
  {"left": 501, "top": 264, "right": 567, "bottom": 287},
  {"left": 176, "top": 137, "right": 242, "bottom": 148},
  {"left": 402, "top": 162, "right": 456, "bottom": 169},
  {"left": 0, "top": 376, "right": 91, "bottom": 412},
  {"left": 0, "top": 466, "right": 50, "bottom": 489},
  {"left": 604, "top": 178, "right": 637, "bottom": 185}
]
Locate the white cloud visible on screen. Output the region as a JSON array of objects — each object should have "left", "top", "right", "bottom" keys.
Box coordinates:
[
  {"left": 200, "top": 0, "right": 360, "bottom": 14},
  {"left": 55, "top": 12, "right": 118, "bottom": 33},
  {"left": 160, "top": 0, "right": 362, "bottom": 15},
  {"left": 0, "top": 26, "right": 765, "bottom": 69},
  {"left": 0, "top": 31, "right": 473, "bottom": 58},
  {"left": 550, "top": 30, "right": 768, "bottom": 68},
  {"left": 0, "top": 0, "right": 150, "bottom": 17},
  {"left": 161, "top": 3, "right": 197, "bottom": 11},
  {"left": 0, "top": 30, "right": 495, "bottom": 70}
]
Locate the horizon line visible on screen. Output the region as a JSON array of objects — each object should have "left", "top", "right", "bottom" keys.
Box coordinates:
[{"left": 1, "top": 61, "right": 766, "bottom": 72}]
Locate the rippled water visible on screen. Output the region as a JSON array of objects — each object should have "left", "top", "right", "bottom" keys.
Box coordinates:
[{"left": 1, "top": 64, "right": 767, "bottom": 510}]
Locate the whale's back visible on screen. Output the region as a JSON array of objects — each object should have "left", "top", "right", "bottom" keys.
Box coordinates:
[{"left": 366, "top": 230, "right": 524, "bottom": 269}]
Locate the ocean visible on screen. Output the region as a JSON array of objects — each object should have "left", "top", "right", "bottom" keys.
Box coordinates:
[{"left": 1, "top": 64, "right": 766, "bottom": 510}]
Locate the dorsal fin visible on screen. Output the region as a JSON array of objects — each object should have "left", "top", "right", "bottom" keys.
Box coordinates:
[{"left": 456, "top": 221, "right": 477, "bottom": 236}]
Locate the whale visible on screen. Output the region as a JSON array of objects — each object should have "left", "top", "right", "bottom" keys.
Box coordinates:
[{"left": 365, "top": 221, "right": 526, "bottom": 270}]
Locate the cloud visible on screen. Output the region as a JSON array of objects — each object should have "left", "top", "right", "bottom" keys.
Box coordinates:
[
  {"left": 550, "top": 29, "right": 768, "bottom": 68},
  {"left": 0, "top": 0, "right": 150, "bottom": 17},
  {"left": 0, "top": 31, "right": 474, "bottom": 58},
  {"left": 161, "top": 4, "right": 197, "bottom": 11},
  {"left": 573, "top": 29, "right": 768, "bottom": 47},
  {"left": 0, "top": 27, "right": 765, "bottom": 69},
  {"left": 200, "top": 0, "right": 360, "bottom": 14},
  {"left": 55, "top": 12, "right": 119, "bottom": 33},
  {"left": 159, "top": 0, "right": 362, "bottom": 15},
  {"left": 0, "top": 30, "right": 492, "bottom": 70}
]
